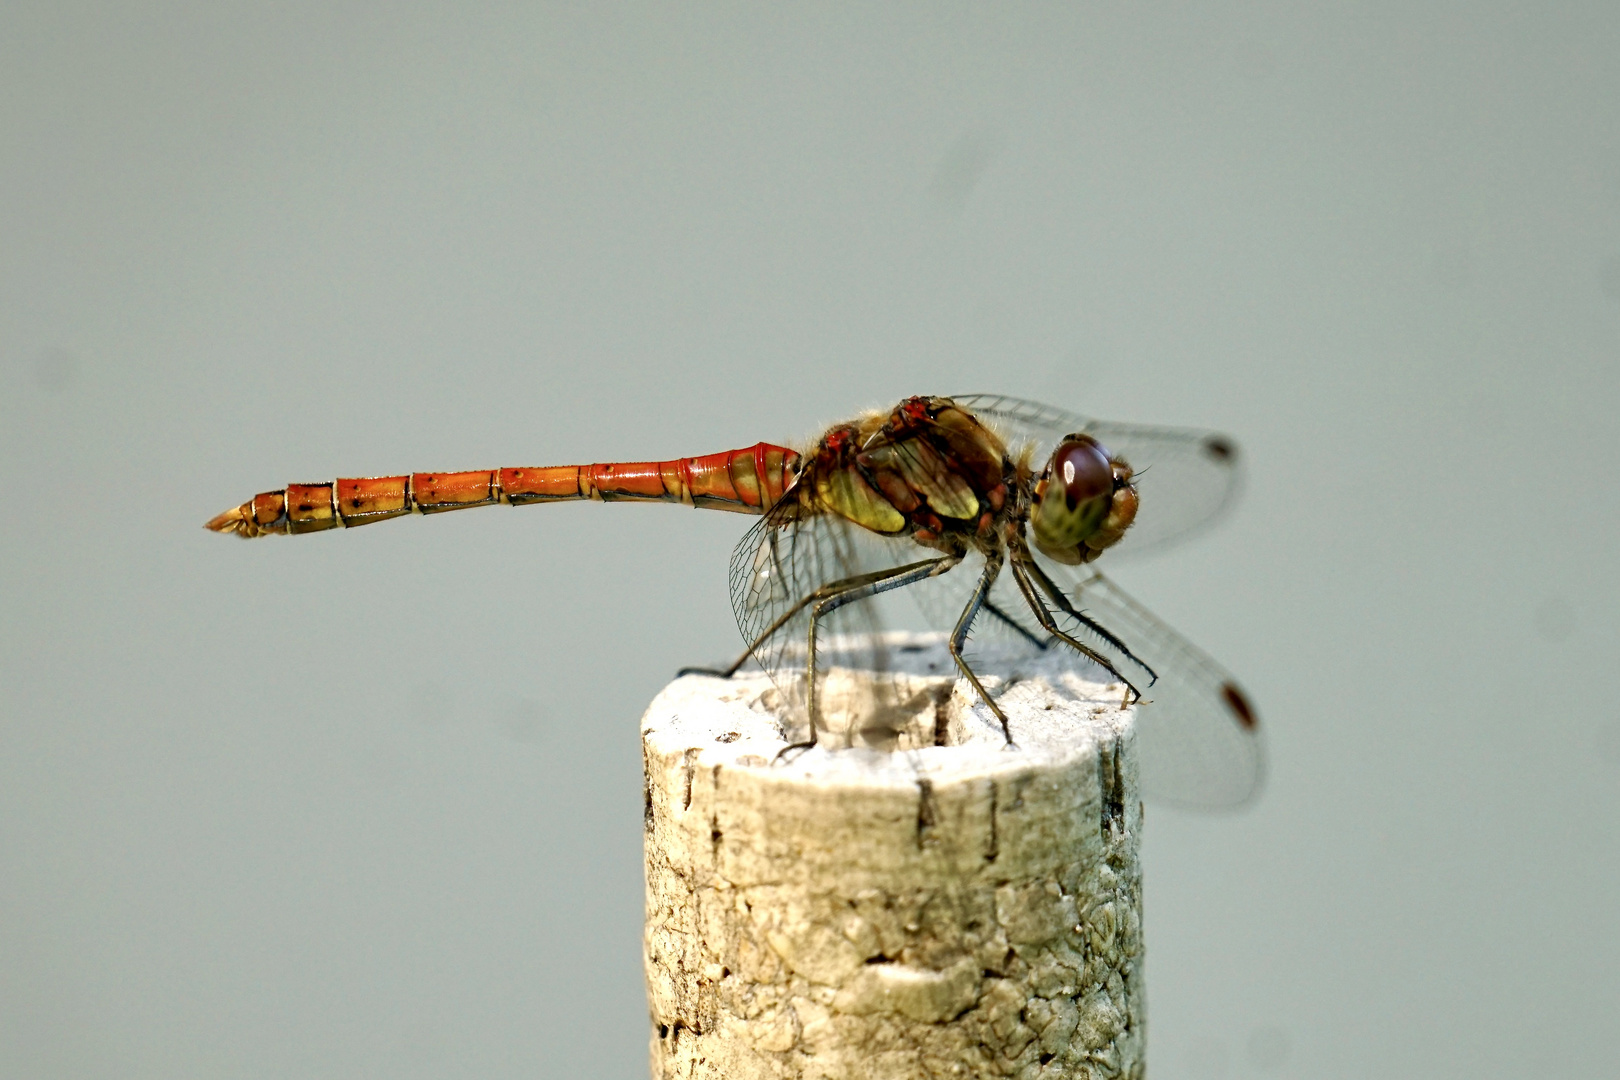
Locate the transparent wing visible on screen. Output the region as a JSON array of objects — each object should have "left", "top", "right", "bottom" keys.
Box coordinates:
[
  {"left": 729, "top": 499, "right": 950, "bottom": 745},
  {"left": 952, "top": 393, "right": 1243, "bottom": 558},
  {"left": 907, "top": 549, "right": 1263, "bottom": 807},
  {"left": 1048, "top": 564, "right": 1263, "bottom": 808},
  {"left": 730, "top": 497, "right": 881, "bottom": 666}
]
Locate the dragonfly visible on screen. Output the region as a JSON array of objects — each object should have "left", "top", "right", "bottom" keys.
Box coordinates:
[{"left": 207, "top": 394, "right": 1262, "bottom": 808}]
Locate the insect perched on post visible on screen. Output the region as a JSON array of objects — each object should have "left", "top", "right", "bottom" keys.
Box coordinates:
[{"left": 208, "top": 394, "right": 1262, "bottom": 808}]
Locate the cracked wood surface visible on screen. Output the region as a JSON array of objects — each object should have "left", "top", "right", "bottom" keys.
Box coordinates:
[{"left": 642, "top": 636, "right": 1145, "bottom": 1080}]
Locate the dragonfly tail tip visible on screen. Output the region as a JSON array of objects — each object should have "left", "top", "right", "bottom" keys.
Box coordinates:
[{"left": 205, "top": 503, "right": 261, "bottom": 538}]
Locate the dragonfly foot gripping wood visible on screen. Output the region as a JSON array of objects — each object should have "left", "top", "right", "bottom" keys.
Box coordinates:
[{"left": 641, "top": 635, "right": 1146, "bottom": 1080}]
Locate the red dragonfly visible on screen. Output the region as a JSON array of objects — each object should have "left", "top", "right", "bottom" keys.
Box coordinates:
[{"left": 207, "top": 394, "right": 1262, "bottom": 807}]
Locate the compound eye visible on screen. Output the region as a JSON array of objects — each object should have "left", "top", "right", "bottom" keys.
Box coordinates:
[
  {"left": 1054, "top": 437, "right": 1113, "bottom": 510},
  {"left": 1030, "top": 435, "right": 1118, "bottom": 563}
]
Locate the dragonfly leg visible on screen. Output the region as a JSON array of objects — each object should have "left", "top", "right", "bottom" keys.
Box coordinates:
[
  {"left": 946, "top": 550, "right": 1017, "bottom": 745},
  {"left": 981, "top": 599, "right": 1051, "bottom": 651},
  {"left": 675, "top": 656, "right": 757, "bottom": 679},
  {"left": 1016, "top": 549, "right": 1158, "bottom": 686},
  {"left": 1005, "top": 546, "right": 1145, "bottom": 703},
  {"left": 786, "top": 555, "right": 961, "bottom": 759},
  {"left": 679, "top": 558, "right": 950, "bottom": 682}
]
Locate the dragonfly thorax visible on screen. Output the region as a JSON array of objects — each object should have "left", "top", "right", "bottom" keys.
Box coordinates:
[{"left": 799, "top": 397, "right": 1016, "bottom": 551}]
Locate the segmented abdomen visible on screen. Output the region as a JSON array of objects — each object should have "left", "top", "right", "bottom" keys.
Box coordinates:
[{"left": 206, "top": 443, "right": 801, "bottom": 538}]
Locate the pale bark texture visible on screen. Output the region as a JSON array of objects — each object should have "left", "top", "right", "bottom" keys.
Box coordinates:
[{"left": 642, "top": 639, "right": 1145, "bottom": 1080}]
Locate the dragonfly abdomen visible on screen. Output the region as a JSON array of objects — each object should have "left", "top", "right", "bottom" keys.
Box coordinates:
[{"left": 205, "top": 443, "right": 801, "bottom": 538}]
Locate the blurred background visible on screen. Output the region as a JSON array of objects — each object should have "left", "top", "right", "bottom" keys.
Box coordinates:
[{"left": 3, "top": 3, "right": 1617, "bottom": 1077}]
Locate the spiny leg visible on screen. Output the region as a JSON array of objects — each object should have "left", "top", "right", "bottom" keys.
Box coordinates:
[
  {"left": 1006, "top": 549, "right": 1144, "bottom": 703},
  {"left": 789, "top": 555, "right": 961, "bottom": 759},
  {"left": 947, "top": 550, "right": 1018, "bottom": 745},
  {"left": 981, "top": 599, "right": 1051, "bottom": 651},
  {"left": 1016, "top": 546, "right": 1158, "bottom": 684},
  {"left": 677, "top": 557, "right": 947, "bottom": 680}
]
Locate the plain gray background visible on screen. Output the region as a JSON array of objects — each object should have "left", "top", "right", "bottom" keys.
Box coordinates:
[{"left": 3, "top": 3, "right": 1617, "bottom": 1077}]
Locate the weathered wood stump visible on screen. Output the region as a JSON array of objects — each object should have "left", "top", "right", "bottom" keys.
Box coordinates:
[{"left": 642, "top": 636, "right": 1144, "bottom": 1080}]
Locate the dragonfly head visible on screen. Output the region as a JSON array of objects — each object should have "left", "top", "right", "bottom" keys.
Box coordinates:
[{"left": 1029, "top": 434, "right": 1138, "bottom": 565}]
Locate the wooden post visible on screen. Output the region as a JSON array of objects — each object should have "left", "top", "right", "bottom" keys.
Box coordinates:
[{"left": 642, "top": 637, "right": 1145, "bottom": 1080}]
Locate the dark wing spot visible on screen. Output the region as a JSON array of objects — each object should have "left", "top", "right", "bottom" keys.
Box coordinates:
[
  {"left": 1221, "top": 682, "right": 1258, "bottom": 730},
  {"left": 1203, "top": 436, "right": 1236, "bottom": 463}
]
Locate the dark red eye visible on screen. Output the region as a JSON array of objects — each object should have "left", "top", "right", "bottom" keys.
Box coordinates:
[{"left": 1053, "top": 437, "right": 1113, "bottom": 510}]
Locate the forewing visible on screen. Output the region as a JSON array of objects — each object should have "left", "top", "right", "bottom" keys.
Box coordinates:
[
  {"left": 1047, "top": 565, "right": 1264, "bottom": 808},
  {"left": 952, "top": 393, "right": 1243, "bottom": 557}
]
